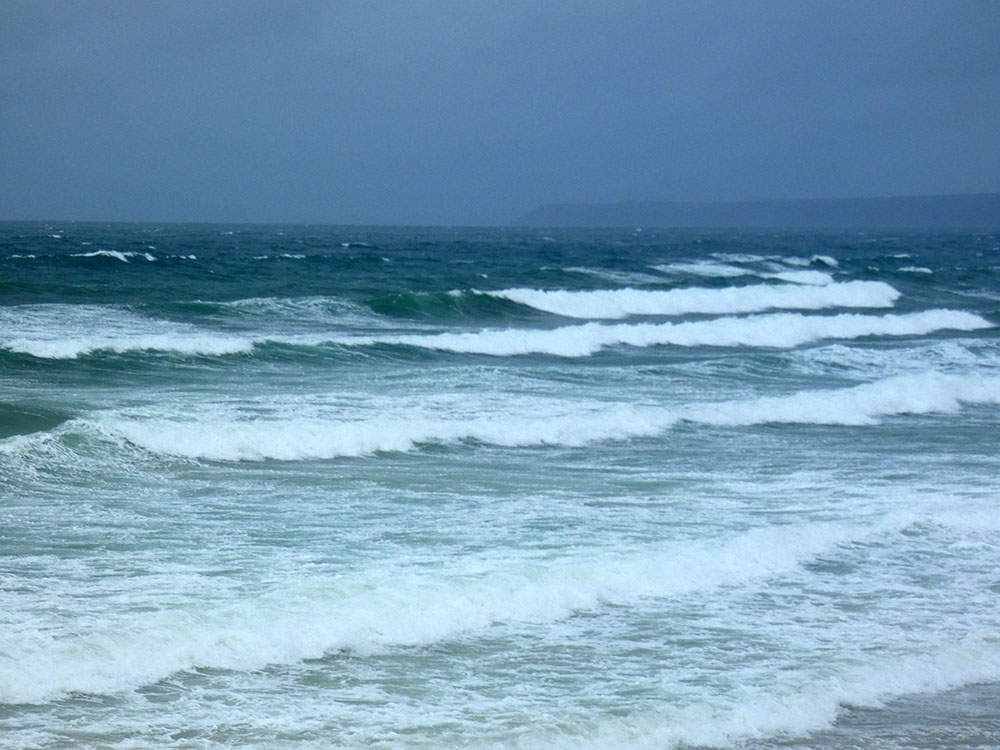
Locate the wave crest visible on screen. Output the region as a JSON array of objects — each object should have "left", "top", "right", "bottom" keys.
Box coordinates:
[
  {"left": 99, "top": 372, "right": 1000, "bottom": 461},
  {"left": 353, "top": 310, "right": 990, "bottom": 357},
  {"left": 485, "top": 280, "right": 899, "bottom": 319}
]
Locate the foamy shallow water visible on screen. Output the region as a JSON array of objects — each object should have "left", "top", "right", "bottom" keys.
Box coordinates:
[{"left": 1, "top": 224, "right": 999, "bottom": 748}]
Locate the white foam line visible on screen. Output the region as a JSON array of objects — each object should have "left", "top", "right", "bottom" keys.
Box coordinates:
[
  {"left": 539, "top": 637, "right": 1000, "bottom": 750},
  {"left": 99, "top": 372, "right": 1000, "bottom": 461},
  {"left": 0, "top": 521, "right": 867, "bottom": 704},
  {"left": 484, "top": 280, "right": 896, "bottom": 319},
  {"left": 654, "top": 263, "right": 834, "bottom": 286},
  {"left": 4, "top": 334, "right": 254, "bottom": 359},
  {"left": 69, "top": 250, "right": 156, "bottom": 263},
  {"left": 347, "top": 310, "right": 990, "bottom": 358},
  {"left": 3, "top": 308, "right": 989, "bottom": 361}
]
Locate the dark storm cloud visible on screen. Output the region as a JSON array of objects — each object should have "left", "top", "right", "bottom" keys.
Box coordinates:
[{"left": 2, "top": 1, "right": 999, "bottom": 224}]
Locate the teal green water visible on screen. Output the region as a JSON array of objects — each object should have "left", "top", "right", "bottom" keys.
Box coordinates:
[{"left": 1, "top": 224, "right": 999, "bottom": 748}]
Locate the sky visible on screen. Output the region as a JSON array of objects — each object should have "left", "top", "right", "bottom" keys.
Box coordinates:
[{"left": 2, "top": 1, "right": 999, "bottom": 225}]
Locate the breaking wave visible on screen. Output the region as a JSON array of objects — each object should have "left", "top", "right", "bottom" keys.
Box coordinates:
[
  {"left": 553, "top": 638, "right": 1000, "bottom": 750},
  {"left": 3, "top": 306, "right": 988, "bottom": 360},
  {"left": 653, "top": 262, "right": 835, "bottom": 286},
  {"left": 484, "top": 280, "right": 898, "bottom": 319},
  {"left": 98, "top": 372, "right": 1000, "bottom": 461},
  {"left": 350, "top": 310, "right": 990, "bottom": 358},
  {"left": 0, "top": 520, "right": 885, "bottom": 703},
  {"left": 69, "top": 250, "right": 156, "bottom": 262}
]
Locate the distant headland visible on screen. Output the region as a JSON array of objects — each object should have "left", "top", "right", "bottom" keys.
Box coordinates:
[{"left": 515, "top": 193, "right": 1000, "bottom": 229}]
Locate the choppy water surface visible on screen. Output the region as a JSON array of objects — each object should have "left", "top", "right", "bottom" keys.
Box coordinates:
[{"left": 1, "top": 224, "right": 999, "bottom": 748}]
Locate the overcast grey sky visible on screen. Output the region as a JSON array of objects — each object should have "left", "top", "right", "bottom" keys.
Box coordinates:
[{"left": 2, "top": 1, "right": 999, "bottom": 225}]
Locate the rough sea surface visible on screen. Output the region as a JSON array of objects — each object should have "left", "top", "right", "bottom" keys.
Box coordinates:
[{"left": 1, "top": 223, "right": 999, "bottom": 749}]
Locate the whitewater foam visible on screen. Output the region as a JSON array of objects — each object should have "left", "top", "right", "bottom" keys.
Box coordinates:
[
  {"left": 544, "top": 637, "right": 1000, "bottom": 750},
  {"left": 69, "top": 250, "right": 156, "bottom": 262},
  {"left": 792, "top": 339, "right": 1000, "bottom": 378},
  {"left": 485, "top": 280, "right": 897, "bottom": 319},
  {"left": 653, "top": 263, "right": 833, "bottom": 286},
  {"left": 781, "top": 254, "right": 840, "bottom": 268},
  {"left": 0, "top": 521, "right": 870, "bottom": 704},
  {"left": 13, "top": 306, "right": 977, "bottom": 362},
  {"left": 6, "top": 334, "right": 254, "bottom": 359},
  {"left": 684, "top": 371, "right": 1000, "bottom": 427},
  {"left": 350, "top": 309, "right": 990, "bottom": 358},
  {"left": 100, "top": 371, "right": 1000, "bottom": 461},
  {"left": 0, "top": 305, "right": 255, "bottom": 359},
  {"left": 766, "top": 269, "right": 833, "bottom": 285},
  {"left": 653, "top": 261, "right": 749, "bottom": 278}
]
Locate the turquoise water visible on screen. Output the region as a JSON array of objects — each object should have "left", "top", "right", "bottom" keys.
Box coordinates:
[{"left": 1, "top": 224, "right": 999, "bottom": 748}]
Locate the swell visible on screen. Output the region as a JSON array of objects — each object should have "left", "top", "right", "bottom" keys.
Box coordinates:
[{"left": 366, "top": 290, "right": 530, "bottom": 321}]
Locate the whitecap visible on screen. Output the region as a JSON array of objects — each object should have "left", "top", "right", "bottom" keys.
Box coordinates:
[
  {"left": 0, "top": 520, "right": 880, "bottom": 703},
  {"left": 484, "top": 280, "right": 895, "bottom": 319},
  {"left": 101, "top": 371, "right": 1000, "bottom": 461},
  {"left": 70, "top": 250, "right": 132, "bottom": 263},
  {"left": 342, "top": 309, "right": 989, "bottom": 358}
]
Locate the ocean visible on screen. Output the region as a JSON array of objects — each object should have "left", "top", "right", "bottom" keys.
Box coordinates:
[{"left": 1, "top": 223, "right": 998, "bottom": 749}]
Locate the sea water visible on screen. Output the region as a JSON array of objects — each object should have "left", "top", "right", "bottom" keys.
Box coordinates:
[{"left": 1, "top": 224, "right": 998, "bottom": 749}]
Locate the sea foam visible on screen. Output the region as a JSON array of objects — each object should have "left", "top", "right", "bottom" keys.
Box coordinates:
[
  {"left": 545, "top": 637, "right": 1000, "bottom": 750},
  {"left": 101, "top": 372, "right": 1000, "bottom": 461},
  {"left": 485, "top": 280, "right": 898, "bottom": 319},
  {"left": 0, "top": 304, "right": 255, "bottom": 359},
  {"left": 0, "top": 521, "right": 871, "bottom": 704},
  {"left": 352, "top": 309, "right": 990, "bottom": 357},
  {"left": 654, "top": 262, "right": 834, "bottom": 286},
  {"left": 69, "top": 250, "right": 156, "bottom": 262},
  {"left": 5, "top": 334, "right": 254, "bottom": 359}
]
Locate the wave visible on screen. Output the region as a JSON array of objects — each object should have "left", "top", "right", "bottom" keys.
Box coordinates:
[
  {"left": 97, "top": 372, "right": 1000, "bottom": 461},
  {"left": 792, "top": 339, "right": 1000, "bottom": 378},
  {"left": 0, "top": 304, "right": 257, "bottom": 359},
  {"left": 3, "top": 305, "right": 989, "bottom": 361},
  {"left": 0, "top": 403, "right": 70, "bottom": 440},
  {"left": 653, "top": 262, "right": 834, "bottom": 286},
  {"left": 554, "top": 637, "right": 1000, "bottom": 750},
  {"left": 682, "top": 370, "right": 1000, "bottom": 427},
  {"left": 69, "top": 250, "right": 156, "bottom": 262},
  {"left": 366, "top": 290, "right": 524, "bottom": 320},
  {"left": 3, "top": 332, "right": 253, "bottom": 359},
  {"left": 767, "top": 269, "right": 835, "bottom": 285},
  {"left": 783, "top": 254, "right": 840, "bottom": 268},
  {"left": 208, "top": 295, "right": 382, "bottom": 328},
  {"left": 350, "top": 310, "right": 991, "bottom": 358},
  {"left": 0, "top": 521, "right": 876, "bottom": 704},
  {"left": 652, "top": 261, "right": 749, "bottom": 278},
  {"left": 564, "top": 266, "right": 669, "bottom": 285},
  {"left": 483, "top": 280, "right": 898, "bottom": 319}
]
